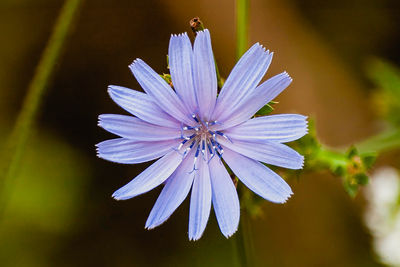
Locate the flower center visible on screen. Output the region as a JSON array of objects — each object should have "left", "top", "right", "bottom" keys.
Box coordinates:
[{"left": 175, "top": 113, "right": 232, "bottom": 172}]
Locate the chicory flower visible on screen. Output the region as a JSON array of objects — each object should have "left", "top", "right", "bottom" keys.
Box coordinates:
[{"left": 97, "top": 29, "right": 307, "bottom": 240}]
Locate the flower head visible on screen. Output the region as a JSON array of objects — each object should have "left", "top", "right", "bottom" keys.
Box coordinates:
[{"left": 97, "top": 29, "right": 307, "bottom": 240}]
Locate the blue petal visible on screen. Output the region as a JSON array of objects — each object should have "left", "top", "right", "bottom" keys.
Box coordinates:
[
  {"left": 224, "top": 114, "right": 308, "bottom": 143},
  {"left": 213, "top": 43, "right": 273, "bottom": 121},
  {"left": 169, "top": 33, "right": 198, "bottom": 112},
  {"left": 193, "top": 29, "right": 217, "bottom": 120},
  {"left": 218, "top": 138, "right": 304, "bottom": 169},
  {"left": 108, "top": 85, "right": 180, "bottom": 128},
  {"left": 189, "top": 158, "right": 212, "bottom": 241},
  {"left": 209, "top": 156, "right": 240, "bottom": 238},
  {"left": 96, "top": 138, "right": 179, "bottom": 164},
  {"left": 145, "top": 149, "right": 196, "bottom": 229},
  {"left": 112, "top": 151, "right": 183, "bottom": 200},
  {"left": 215, "top": 72, "right": 292, "bottom": 130},
  {"left": 223, "top": 148, "right": 293, "bottom": 203},
  {"left": 129, "top": 59, "right": 192, "bottom": 125},
  {"left": 98, "top": 114, "right": 180, "bottom": 141}
]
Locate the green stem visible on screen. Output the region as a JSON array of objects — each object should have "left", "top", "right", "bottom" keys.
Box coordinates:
[
  {"left": 355, "top": 128, "right": 400, "bottom": 154},
  {"left": 236, "top": 0, "right": 249, "bottom": 59},
  {"left": 0, "top": 0, "right": 83, "bottom": 216},
  {"left": 234, "top": 0, "right": 252, "bottom": 265},
  {"left": 316, "top": 147, "right": 348, "bottom": 169},
  {"left": 236, "top": 210, "right": 255, "bottom": 267}
]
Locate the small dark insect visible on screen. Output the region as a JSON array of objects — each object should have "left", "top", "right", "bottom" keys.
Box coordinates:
[{"left": 190, "top": 17, "right": 204, "bottom": 35}]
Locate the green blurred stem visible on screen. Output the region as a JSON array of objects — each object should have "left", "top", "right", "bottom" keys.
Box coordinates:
[
  {"left": 0, "top": 0, "right": 83, "bottom": 215},
  {"left": 236, "top": 210, "right": 255, "bottom": 267},
  {"left": 236, "top": 0, "right": 249, "bottom": 59},
  {"left": 355, "top": 128, "right": 400, "bottom": 154},
  {"left": 234, "top": 0, "right": 252, "bottom": 265}
]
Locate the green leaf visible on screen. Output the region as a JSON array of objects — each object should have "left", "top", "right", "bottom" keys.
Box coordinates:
[
  {"left": 360, "top": 153, "right": 377, "bottom": 169},
  {"left": 354, "top": 173, "right": 369, "bottom": 185},
  {"left": 255, "top": 101, "right": 278, "bottom": 116}
]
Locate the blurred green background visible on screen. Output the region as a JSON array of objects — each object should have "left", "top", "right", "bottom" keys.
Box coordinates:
[{"left": 1, "top": 0, "right": 400, "bottom": 266}]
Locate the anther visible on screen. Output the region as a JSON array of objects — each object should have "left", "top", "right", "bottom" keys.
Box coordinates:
[
  {"left": 189, "top": 144, "right": 201, "bottom": 173},
  {"left": 201, "top": 139, "right": 206, "bottom": 160},
  {"left": 208, "top": 120, "right": 219, "bottom": 126},
  {"left": 216, "top": 131, "right": 233, "bottom": 143},
  {"left": 183, "top": 140, "right": 196, "bottom": 157},
  {"left": 184, "top": 133, "right": 196, "bottom": 141},
  {"left": 191, "top": 114, "right": 199, "bottom": 123}
]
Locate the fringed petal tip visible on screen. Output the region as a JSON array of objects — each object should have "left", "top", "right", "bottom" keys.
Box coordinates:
[
  {"left": 189, "top": 227, "right": 239, "bottom": 241},
  {"left": 128, "top": 58, "right": 143, "bottom": 69},
  {"left": 253, "top": 42, "right": 273, "bottom": 56},
  {"left": 170, "top": 32, "right": 188, "bottom": 38},
  {"left": 107, "top": 85, "right": 126, "bottom": 98},
  {"left": 195, "top": 28, "right": 209, "bottom": 35},
  {"left": 111, "top": 192, "right": 122, "bottom": 200},
  {"left": 112, "top": 190, "right": 132, "bottom": 201},
  {"left": 222, "top": 227, "right": 238, "bottom": 239},
  {"left": 97, "top": 115, "right": 104, "bottom": 128},
  {"left": 144, "top": 218, "right": 168, "bottom": 230},
  {"left": 276, "top": 190, "right": 294, "bottom": 204},
  {"left": 188, "top": 231, "right": 206, "bottom": 241},
  {"left": 299, "top": 155, "right": 305, "bottom": 169}
]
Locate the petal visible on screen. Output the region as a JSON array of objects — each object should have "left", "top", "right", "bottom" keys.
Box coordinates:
[
  {"left": 224, "top": 114, "right": 308, "bottom": 143},
  {"left": 169, "top": 33, "right": 198, "bottom": 111},
  {"left": 108, "top": 85, "right": 180, "bottom": 128},
  {"left": 209, "top": 156, "right": 240, "bottom": 238},
  {"left": 112, "top": 150, "right": 182, "bottom": 200},
  {"left": 189, "top": 158, "right": 212, "bottom": 241},
  {"left": 215, "top": 72, "right": 292, "bottom": 130},
  {"left": 218, "top": 138, "right": 304, "bottom": 169},
  {"left": 145, "top": 149, "right": 195, "bottom": 229},
  {"left": 223, "top": 147, "right": 293, "bottom": 203},
  {"left": 129, "top": 59, "right": 192, "bottom": 125},
  {"left": 213, "top": 43, "right": 273, "bottom": 121},
  {"left": 96, "top": 138, "right": 179, "bottom": 164},
  {"left": 98, "top": 114, "right": 180, "bottom": 141},
  {"left": 193, "top": 29, "right": 217, "bottom": 120}
]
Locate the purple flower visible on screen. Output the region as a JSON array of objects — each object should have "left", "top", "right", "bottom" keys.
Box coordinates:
[{"left": 97, "top": 29, "right": 307, "bottom": 240}]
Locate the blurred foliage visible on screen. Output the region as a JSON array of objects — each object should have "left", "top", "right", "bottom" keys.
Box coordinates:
[
  {"left": 367, "top": 58, "right": 400, "bottom": 128},
  {"left": 0, "top": 130, "right": 90, "bottom": 266}
]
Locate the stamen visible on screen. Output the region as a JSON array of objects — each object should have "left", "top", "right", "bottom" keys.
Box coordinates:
[
  {"left": 208, "top": 120, "right": 219, "bottom": 126},
  {"left": 215, "top": 141, "right": 224, "bottom": 158},
  {"left": 191, "top": 114, "right": 199, "bottom": 123},
  {"left": 208, "top": 130, "right": 217, "bottom": 139},
  {"left": 183, "top": 126, "right": 199, "bottom": 131},
  {"left": 189, "top": 144, "right": 200, "bottom": 173},
  {"left": 201, "top": 139, "right": 206, "bottom": 160},
  {"left": 210, "top": 138, "right": 217, "bottom": 151},
  {"left": 177, "top": 139, "right": 188, "bottom": 150},
  {"left": 207, "top": 142, "right": 213, "bottom": 154},
  {"left": 183, "top": 140, "right": 196, "bottom": 157},
  {"left": 216, "top": 131, "right": 233, "bottom": 143},
  {"left": 184, "top": 133, "right": 196, "bottom": 141}
]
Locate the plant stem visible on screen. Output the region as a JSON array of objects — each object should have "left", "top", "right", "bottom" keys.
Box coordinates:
[
  {"left": 0, "top": 0, "right": 84, "bottom": 217},
  {"left": 355, "top": 128, "right": 400, "bottom": 154},
  {"left": 234, "top": 0, "right": 253, "bottom": 265},
  {"left": 236, "top": 0, "right": 249, "bottom": 59},
  {"left": 236, "top": 209, "right": 255, "bottom": 267}
]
